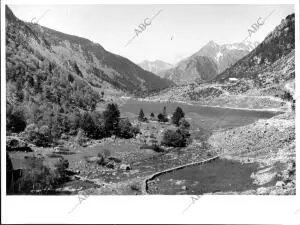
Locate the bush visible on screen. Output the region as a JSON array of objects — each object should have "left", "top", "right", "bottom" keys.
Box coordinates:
[
  {"left": 80, "top": 112, "right": 97, "bottom": 138},
  {"left": 98, "top": 148, "right": 111, "bottom": 159},
  {"left": 25, "top": 123, "right": 39, "bottom": 133},
  {"left": 96, "top": 155, "right": 106, "bottom": 166},
  {"left": 131, "top": 125, "right": 141, "bottom": 136},
  {"left": 161, "top": 129, "right": 190, "bottom": 147},
  {"left": 24, "top": 124, "right": 52, "bottom": 147},
  {"left": 152, "top": 144, "right": 164, "bottom": 152},
  {"left": 54, "top": 158, "right": 69, "bottom": 180},
  {"left": 179, "top": 118, "right": 190, "bottom": 130},
  {"left": 7, "top": 104, "right": 27, "bottom": 133},
  {"left": 171, "top": 107, "right": 185, "bottom": 126},
  {"left": 157, "top": 113, "right": 168, "bottom": 123},
  {"left": 75, "top": 129, "right": 88, "bottom": 146},
  {"left": 281, "top": 91, "right": 293, "bottom": 102},
  {"left": 68, "top": 112, "right": 81, "bottom": 131},
  {"left": 150, "top": 112, "right": 155, "bottom": 120},
  {"left": 118, "top": 118, "right": 139, "bottom": 138},
  {"left": 37, "top": 125, "right": 52, "bottom": 146},
  {"left": 78, "top": 111, "right": 106, "bottom": 139},
  {"left": 292, "top": 100, "right": 295, "bottom": 111}
]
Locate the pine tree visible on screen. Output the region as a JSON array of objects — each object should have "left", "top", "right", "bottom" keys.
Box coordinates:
[
  {"left": 163, "top": 106, "right": 167, "bottom": 117},
  {"left": 172, "top": 107, "right": 185, "bottom": 126},
  {"left": 138, "top": 109, "right": 147, "bottom": 122},
  {"left": 150, "top": 112, "right": 155, "bottom": 120},
  {"left": 103, "top": 103, "right": 120, "bottom": 135}
]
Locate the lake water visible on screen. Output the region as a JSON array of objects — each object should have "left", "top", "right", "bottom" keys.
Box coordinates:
[
  {"left": 121, "top": 99, "right": 281, "bottom": 131},
  {"left": 122, "top": 100, "right": 281, "bottom": 194},
  {"left": 148, "top": 158, "right": 278, "bottom": 195}
]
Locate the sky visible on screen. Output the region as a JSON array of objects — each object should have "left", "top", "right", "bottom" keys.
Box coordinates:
[{"left": 8, "top": 4, "right": 295, "bottom": 64}]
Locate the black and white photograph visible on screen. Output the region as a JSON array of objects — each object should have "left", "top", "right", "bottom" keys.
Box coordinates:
[{"left": 1, "top": 0, "right": 299, "bottom": 224}]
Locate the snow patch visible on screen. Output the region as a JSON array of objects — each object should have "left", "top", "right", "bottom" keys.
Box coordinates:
[{"left": 215, "top": 51, "right": 223, "bottom": 61}]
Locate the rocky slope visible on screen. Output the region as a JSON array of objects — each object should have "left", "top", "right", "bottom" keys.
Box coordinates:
[
  {"left": 163, "top": 56, "right": 218, "bottom": 85},
  {"left": 208, "top": 111, "right": 295, "bottom": 195},
  {"left": 148, "top": 14, "right": 295, "bottom": 111},
  {"left": 191, "top": 40, "right": 258, "bottom": 73},
  {"left": 162, "top": 41, "right": 257, "bottom": 85},
  {"left": 216, "top": 13, "right": 295, "bottom": 83},
  {"left": 5, "top": 6, "right": 173, "bottom": 97},
  {"left": 138, "top": 60, "right": 174, "bottom": 78}
]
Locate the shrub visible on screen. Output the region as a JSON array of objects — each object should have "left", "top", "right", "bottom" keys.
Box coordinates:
[
  {"left": 98, "top": 148, "right": 111, "bottom": 159},
  {"left": 7, "top": 104, "right": 27, "bottom": 133},
  {"left": 37, "top": 125, "right": 52, "bottom": 146},
  {"left": 118, "top": 118, "right": 139, "bottom": 138},
  {"left": 24, "top": 124, "right": 39, "bottom": 145},
  {"left": 68, "top": 112, "right": 81, "bottom": 131},
  {"left": 130, "top": 184, "right": 140, "bottom": 191},
  {"left": 96, "top": 155, "right": 106, "bottom": 166},
  {"left": 75, "top": 129, "right": 88, "bottom": 146},
  {"left": 25, "top": 123, "right": 39, "bottom": 133},
  {"left": 24, "top": 124, "right": 52, "bottom": 147},
  {"left": 292, "top": 100, "right": 295, "bottom": 111},
  {"left": 161, "top": 129, "right": 190, "bottom": 147},
  {"left": 281, "top": 91, "right": 293, "bottom": 102},
  {"left": 150, "top": 112, "right": 155, "bottom": 120},
  {"left": 80, "top": 112, "right": 95, "bottom": 137},
  {"left": 171, "top": 107, "right": 185, "bottom": 126},
  {"left": 152, "top": 144, "right": 164, "bottom": 152},
  {"left": 79, "top": 111, "right": 106, "bottom": 139},
  {"left": 179, "top": 118, "right": 190, "bottom": 130},
  {"left": 157, "top": 113, "right": 168, "bottom": 122},
  {"left": 131, "top": 125, "right": 141, "bottom": 136},
  {"left": 54, "top": 158, "right": 69, "bottom": 180}
]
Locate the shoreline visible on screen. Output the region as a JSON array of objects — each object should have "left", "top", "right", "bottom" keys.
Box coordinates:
[{"left": 123, "top": 97, "right": 287, "bottom": 113}]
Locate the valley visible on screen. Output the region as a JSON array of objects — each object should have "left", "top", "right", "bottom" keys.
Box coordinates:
[
  {"left": 5, "top": 5, "right": 295, "bottom": 197},
  {"left": 8, "top": 98, "right": 292, "bottom": 195}
]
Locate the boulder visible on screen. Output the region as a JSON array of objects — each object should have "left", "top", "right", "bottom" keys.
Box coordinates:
[
  {"left": 256, "top": 187, "right": 268, "bottom": 195},
  {"left": 276, "top": 181, "right": 285, "bottom": 187},
  {"left": 181, "top": 185, "right": 187, "bottom": 190},
  {"left": 175, "top": 180, "right": 184, "bottom": 185},
  {"left": 285, "top": 181, "right": 294, "bottom": 188},
  {"left": 120, "top": 164, "right": 131, "bottom": 170}
]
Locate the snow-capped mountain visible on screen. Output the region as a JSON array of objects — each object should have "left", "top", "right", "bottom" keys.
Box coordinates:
[
  {"left": 161, "top": 40, "right": 259, "bottom": 84},
  {"left": 138, "top": 60, "right": 174, "bottom": 77},
  {"left": 191, "top": 40, "right": 259, "bottom": 73}
]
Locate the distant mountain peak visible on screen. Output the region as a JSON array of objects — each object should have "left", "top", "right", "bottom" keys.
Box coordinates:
[
  {"left": 207, "top": 40, "right": 218, "bottom": 46},
  {"left": 138, "top": 60, "right": 174, "bottom": 78},
  {"left": 161, "top": 40, "right": 258, "bottom": 84}
]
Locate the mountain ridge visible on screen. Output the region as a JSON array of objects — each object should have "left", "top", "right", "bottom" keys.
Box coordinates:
[
  {"left": 215, "top": 13, "right": 295, "bottom": 83},
  {"left": 138, "top": 60, "right": 174, "bottom": 78},
  {"left": 161, "top": 40, "right": 258, "bottom": 85},
  {"left": 5, "top": 6, "right": 174, "bottom": 96}
]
